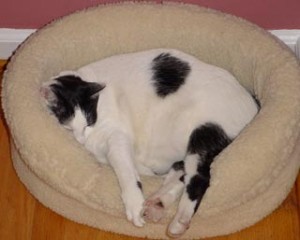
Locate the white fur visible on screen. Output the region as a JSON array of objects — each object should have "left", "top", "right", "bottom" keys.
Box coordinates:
[
  {"left": 48, "top": 49, "right": 258, "bottom": 230},
  {"left": 76, "top": 49, "right": 257, "bottom": 172}
]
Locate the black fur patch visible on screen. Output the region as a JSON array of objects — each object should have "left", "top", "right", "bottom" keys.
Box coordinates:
[
  {"left": 187, "top": 123, "right": 232, "bottom": 161},
  {"left": 172, "top": 161, "right": 184, "bottom": 171},
  {"left": 186, "top": 123, "right": 232, "bottom": 210},
  {"left": 186, "top": 173, "right": 209, "bottom": 213},
  {"left": 50, "top": 75, "right": 104, "bottom": 125},
  {"left": 151, "top": 53, "right": 190, "bottom": 97},
  {"left": 179, "top": 175, "right": 185, "bottom": 183}
]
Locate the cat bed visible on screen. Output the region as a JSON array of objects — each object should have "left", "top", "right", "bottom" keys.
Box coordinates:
[{"left": 2, "top": 2, "right": 300, "bottom": 239}]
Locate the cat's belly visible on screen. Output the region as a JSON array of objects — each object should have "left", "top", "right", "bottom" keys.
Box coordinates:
[
  {"left": 133, "top": 108, "right": 195, "bottom": 176},
  {"left": 134, "top": 135, "right": 188, "bottom": 176},
  {"left": 135, "top": 153, "right": 183, "bottom": 176}
]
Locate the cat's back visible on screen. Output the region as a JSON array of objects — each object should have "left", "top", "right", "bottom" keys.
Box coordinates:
[
  {"left": 77, "top": 49, "right": 167, "bottom": 84},
  {"left": 77, "top": 48, "right": 237, "bottom": 87}
]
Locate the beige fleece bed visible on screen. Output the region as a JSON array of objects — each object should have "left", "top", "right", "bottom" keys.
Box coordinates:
[{"left": 2, "top": 2, "right": 300, "bottom": 239}]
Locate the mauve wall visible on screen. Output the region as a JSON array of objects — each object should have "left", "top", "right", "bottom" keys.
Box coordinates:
[{"left": 0, "top": 0, "right": 300, "bottom": 29}]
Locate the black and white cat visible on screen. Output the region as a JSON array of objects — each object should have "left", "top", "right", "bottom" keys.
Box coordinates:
[{"left": 40, "top": 49, "right": 259, "bottom": 237}]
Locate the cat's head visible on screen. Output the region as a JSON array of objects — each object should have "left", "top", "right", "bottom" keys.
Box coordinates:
[{"left": 40, "top": 74, "right": 104, "bottom": 143}]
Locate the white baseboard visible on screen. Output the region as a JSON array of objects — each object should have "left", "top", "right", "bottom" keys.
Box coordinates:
[
  {"left": 0, "top": 28, "right": 299, "bottom": 59},
  {"left": 0, "top": 28, "right": 35, "bottom": 59},
  {"left": 270, "top": 29, "right": 300, "bottom": 57}
]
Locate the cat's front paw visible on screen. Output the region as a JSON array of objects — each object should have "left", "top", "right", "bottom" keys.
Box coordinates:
[{"left": 122, "top": 190, "right": 145, "bottom": 227}]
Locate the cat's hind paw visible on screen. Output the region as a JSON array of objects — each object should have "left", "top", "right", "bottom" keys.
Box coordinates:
[
  {"left": 167, "top": 219, "right": 190, "bottom": 238},
  {"left": 142, "top": 198, "right": 165, "bottom": 223}
]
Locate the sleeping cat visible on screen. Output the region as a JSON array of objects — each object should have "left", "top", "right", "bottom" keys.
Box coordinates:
[{"left": 40, "top": 49, "right": 259, "bottom": 237}]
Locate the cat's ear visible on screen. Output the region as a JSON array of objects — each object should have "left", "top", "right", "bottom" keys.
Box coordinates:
[
  {"left": 40, "top": 85, "right": 57, "bottom": 105},
  {"left": 87, "top": 82, "right": 105, "bottom": 99}
]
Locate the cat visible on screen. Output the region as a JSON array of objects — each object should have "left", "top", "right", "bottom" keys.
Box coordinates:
[{"left": 40, "top": 49, "right": 259, "bottom": 237}]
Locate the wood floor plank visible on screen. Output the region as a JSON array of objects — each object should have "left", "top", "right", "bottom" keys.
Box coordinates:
[
  {"left": 0, "top": 60, "right": 300, "bottom": 240},
  {"left": 31, "top": 202, "right": 66, "bottom": 240},
  {"left": 296, "top": 173, "right": 300, "bottom": 238},
  {"left": 0, "top": 107, "right": 36, "bottom": 240},
  {"left": 208, "top": 187, "right": 300, "bottom": 240},
  {"left": 0, "top": 60, "right": 6, "bottom": 75}
]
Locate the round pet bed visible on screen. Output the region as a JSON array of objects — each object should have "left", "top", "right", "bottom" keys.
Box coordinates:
[{"left": 2, "top": 2, "right": 300, "bottom": 239}]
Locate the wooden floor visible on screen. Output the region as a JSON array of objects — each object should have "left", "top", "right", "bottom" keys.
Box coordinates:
[{"left": 0, "top": 59, "right": 299, "bottom": 240}]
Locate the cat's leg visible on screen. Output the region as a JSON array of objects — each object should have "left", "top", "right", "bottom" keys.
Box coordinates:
[
  {"left": 167, "top": 154, "right": 210, "bottom": 237},
  {"left": 143, "top": 161, "right": 185, "bottom": 223},
  {"left": 107, "top": 131, "right": 145, "bottom": 227},
  {"left": 167, "top": 123, "right": 231, "bottom": 237}
]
